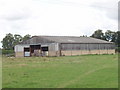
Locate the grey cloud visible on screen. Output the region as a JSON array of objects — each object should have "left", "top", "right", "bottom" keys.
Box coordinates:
[
  {"left": 0, "top": 8, "right": 31, "bottom": 21},
  {"left": 1, "top": 13, "right": 30, "bottom": 21},
  {"left": 1, "top": 15, "right": 28, "bottom": 21},
  {"left": 91, "top": 1, "right": 118, "bottom": 20}
]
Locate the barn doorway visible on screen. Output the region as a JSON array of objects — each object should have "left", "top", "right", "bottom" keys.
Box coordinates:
[
  {"left": 29, "top": 45, "right": 49, "bottom": 57},
  {"left": 41, "top": 46, "right": 48, "bottom": 56},
  {"left": 30, "top": 45, "right": 41, "bottom": 56},
  {"left": 24, "top": 47, "right": 30, "bottom": 57}
]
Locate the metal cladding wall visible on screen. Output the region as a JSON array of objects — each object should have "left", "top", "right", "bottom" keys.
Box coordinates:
[
  {"left": 15, "top": 42, "right": 115, "bottom": 57},
  {"left": 61, "top": 43, "right": 115, "bottom": 50},
  {"left": 15, "top": 45, "right": 30, "bottom": 57},
  {"left": 48, "top": 43, "right": 60, "bottom": 56},
  {"left": 60, "top": 43, "right": 115, "bottom": 56}
]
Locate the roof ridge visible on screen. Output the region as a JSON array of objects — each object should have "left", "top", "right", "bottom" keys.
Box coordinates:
[
  {"left": 37, "top": 35, "right": 85, "bottom": 38},
  {"left": 20, "top": 35, "right": 113, "bottom": 44}
]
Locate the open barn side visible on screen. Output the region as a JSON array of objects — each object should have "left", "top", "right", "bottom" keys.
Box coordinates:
[{"left": 60, "top": 43, "right": 115, "bottom": 56}]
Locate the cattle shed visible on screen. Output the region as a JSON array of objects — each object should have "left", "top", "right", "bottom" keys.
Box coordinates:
[{"left": 14, "top": 36, "right": 115, "bottom": 57}]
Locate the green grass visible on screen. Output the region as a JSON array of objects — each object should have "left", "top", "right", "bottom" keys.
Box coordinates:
[{"left": 2, "top": 54, "right": 118, "bottom": 88}]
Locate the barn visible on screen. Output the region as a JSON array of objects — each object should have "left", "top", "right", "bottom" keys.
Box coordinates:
[{"left": 14, "top": 36, "right": 115, "bottom": 57}]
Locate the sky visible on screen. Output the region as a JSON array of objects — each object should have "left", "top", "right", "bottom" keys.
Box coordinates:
[{"left": 0, "top": 0, "right": 118, "bottom": 48}]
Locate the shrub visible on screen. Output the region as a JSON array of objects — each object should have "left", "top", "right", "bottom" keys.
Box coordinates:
[
  {"left": 115, "top": 47, "right": 120, "bottom": 53},
  {"left": 2, "top": 49, "right": 15, "bottom": 56}
]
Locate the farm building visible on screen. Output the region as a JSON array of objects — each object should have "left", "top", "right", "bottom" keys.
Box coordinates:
[{"left": 14, "top": 36, "right": 115, "bottom": 57}]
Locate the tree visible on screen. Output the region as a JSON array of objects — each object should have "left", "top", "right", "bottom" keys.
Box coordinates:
[
  {"left": 23, "top": 34, "right": 31, "bottom": 41},
  {"left": 115, "top": 31, "right": 120, "bottom": 47},
  {"left": 1, "top": 33, "right": 32, "bottom": 55},
  {"left": 105, "top": 30, "right": 116, "bottom": 42},
  {"left": 14, "top": 34, "right": 23, "bottom": 46},
  {"left": 1, "top": 33, "right": 14, "bottom": 50},
  {"left": 91, "top": 29, "right": 106, "bottom": 40},
  {"left": 1, "top": 33, "right": 32, "bottom": 50}
]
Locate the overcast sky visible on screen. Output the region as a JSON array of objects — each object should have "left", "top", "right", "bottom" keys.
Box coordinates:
[{"left": 0, "top": 0, "right": 118, "bottom": 48}]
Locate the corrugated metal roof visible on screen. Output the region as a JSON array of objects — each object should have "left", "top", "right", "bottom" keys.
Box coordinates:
[
  {"left": 21, "top": 36, "right": 113, "bottom": 44},
  {"left": 37, "top": 36, "right": 113, "bottom": 44}
]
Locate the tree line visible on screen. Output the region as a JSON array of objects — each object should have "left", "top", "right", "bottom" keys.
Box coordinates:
[
  {"left": 1, "top": 33, "right": 31, "bottom": 50},
  {"left": 1, "top": 29, "right": 120, "bottom": 52},
  {"left": 90, "top": 29, "right": 120, "bottom": 47}
]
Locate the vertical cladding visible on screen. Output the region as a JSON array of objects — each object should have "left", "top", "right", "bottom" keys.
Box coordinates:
[
  {"left": 48, "top": 43, "right": 60, "bottom": 56},
  {"left": 15, "top": 45, "right": 30, "bottom": 57},
  {"left": 15, "top": 45, "right": 24, "bottom": 52},
  {"left": 15, "top": 45, "right": 30, "bottom": 52},
  {"left": 50, "top": 43, "right": 59, "bottom": 51},
  {"left": 49, "top": 43, "right": 56, "bottom": 51},
  {"left": 60, "top": 43, "right": 115, "bottom": 56},
  {"left": 61, "top": 43, "right": 115, "bottom": 51}
]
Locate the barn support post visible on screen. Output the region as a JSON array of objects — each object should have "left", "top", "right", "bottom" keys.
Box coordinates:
[
  {"left": 71, "top": 50, "right": 72, "bottom": 56},
  {"left": 30, "top": 47, "right": 31, "bottom": 57},
  {"left": 71, "top": 46, "right": 73, "bottom": 56},
  {"left": 98, "top": 44, "right": 100, "bottom": 54},
  {"left": 87, "top": 44, "right": 90, "bottom": 54},
  {"left": 89, "top": 44, "right": 91, "bottom": 54},
  {"left": 107, "top": 48, "right": 108, "bottom": 54},
  {"left": 59, "top": 43, "right": 62, "bottom": 56},
  {"left": 81, "top": 49, "right": 82, "bottom": 55}
]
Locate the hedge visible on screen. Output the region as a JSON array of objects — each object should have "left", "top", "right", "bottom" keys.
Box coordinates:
[
  {"left": 2, "top": 49, "right": 15, "bottom": 56},
  {"left": 115, "top": 47, "right": 120, "bottom": 53}
]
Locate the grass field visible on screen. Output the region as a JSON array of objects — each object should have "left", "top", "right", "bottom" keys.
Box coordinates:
[{"left": 2, "top": 54, "right": 118, "bottom": 88}]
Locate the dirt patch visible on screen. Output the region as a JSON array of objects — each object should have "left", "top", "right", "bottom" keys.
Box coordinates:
[{"left": 18, "top": 64, "right": 27, "bottom": 67}]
